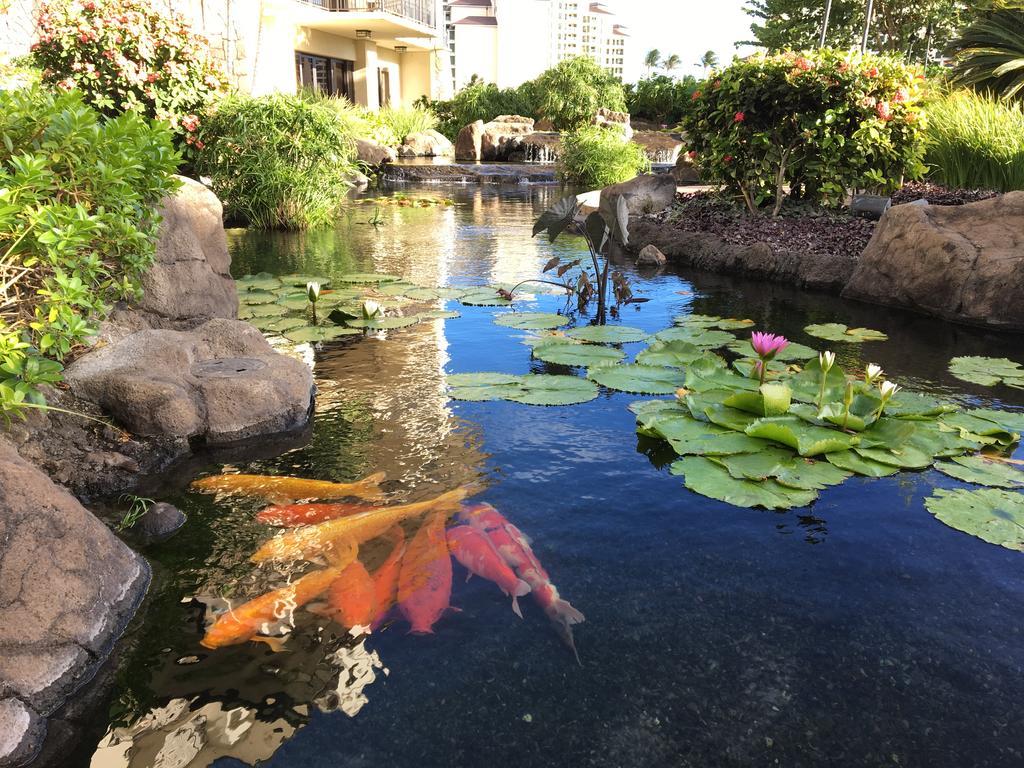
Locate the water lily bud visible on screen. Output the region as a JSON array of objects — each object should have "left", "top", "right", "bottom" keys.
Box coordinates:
[
  {"left": 361, "top": 300, "right": 381, "bottom": 319},
  {"left": 819, "top": 351, "right": 835, "bottom": 372},
  {"left": 306, "top": 281, "right": 321, "bottom": 303},
  {"left": 865, "top": 363, "right": 883, "bottom": 384},
  {"left": 879, "top": 380, "right": 901, "bottom": 401}
]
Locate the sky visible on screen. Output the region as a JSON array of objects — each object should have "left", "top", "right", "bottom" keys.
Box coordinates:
[{"left": 605, "top": 0, "right": 759, "bottom": 81}]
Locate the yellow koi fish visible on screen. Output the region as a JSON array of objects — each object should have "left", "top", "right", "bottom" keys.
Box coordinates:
[
  {"left": 191, "top": 471, "right": 387, "bottom": 503},
  {"left": 200, "top": 542, "right": 357, "bottom": 651},
  {"left": 250, "top": 486, "right": 472, "bottom": 565}
]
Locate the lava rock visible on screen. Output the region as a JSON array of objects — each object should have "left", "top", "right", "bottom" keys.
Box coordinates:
[
  {"left": 636, "top": 244, "right": 667, "bottom": 267},
  {"left": 133, "top": 502, "right": 187, "bottom": 542},
  {"left": 0, "top": 698, "right": 44, "bottom": 768},
  {"left": 455, "top": 120, "right": 484, "bottom": 161}
]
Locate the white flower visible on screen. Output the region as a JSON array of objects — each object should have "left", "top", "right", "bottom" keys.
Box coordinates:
[
  {"left": 306, "top": 281, "right": 321, "bottom": 302},
  {"left": 865, "top": 363, "right": 884, "bottom": 383},
  {"left": 361, "top": 299, "right": 382, "bottom": 319},
  {"left": 819, "top": 351, "right": 836, "bottom": 372},
  {"left": 879, "top": 380, "right": 901, "bottom": 401}
]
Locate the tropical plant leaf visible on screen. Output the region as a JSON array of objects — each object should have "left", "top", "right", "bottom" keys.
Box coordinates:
[
  {"left": 635, "top": 339, "right": 706, "bottom": 367},
  {"left": 533, "top": 195, "right": 579, "bottom": 242},
  {"left": 824, "top": 450, "right": 900, "bottom": 477},
  {"left": 804, "top": 323, "right": 888, "bottom": 343},
  {"left": 599, "top": 194, "right": 630, "bottom": 248},
  {"left": 494, "top": 312, "right": 571, "bottom": 330},
  {"left": 589, "top": 364, "right": 686, "bottom": 394},
  {"left": 745, "top": 416, "right": 860, "bottom": 457},
  {"left": 670, "top": 456, "right": 818, "bottom": 510},
  {"left": 566, "top": 325, "right": 648, "bottom": 343},
  {"left": 924, "top": 488, "right": 1024, "bottom": 551},
  {"left": 585, "top": 211, "right": 609, "bottom": 253},
  {"left": 533, "top": 342, "right": 625, "bottom": 367},
  {"left": 948, "top": 356, "right": 1024, "bottom": 388},
  {"left": 935, "top": 455, "right": 1024, "bottom": 488}
]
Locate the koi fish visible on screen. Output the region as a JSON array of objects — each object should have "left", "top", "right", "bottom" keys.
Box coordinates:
[
  {"left": 191, "top": 471, "right": 387, "bottom": 503},
  {"left": 446, "top": 525, "right": 530, "bottom": 618},
  {"left": 256, "top": 501, "right": 381, "bottom": 527},
  {"left": 319, "top": 560, "right": 377, "bottom": 631},
  {"left": 463, "top": 503, "right": 585, "bottom": 664},
  {"left": 369, "top": 527, "right": 406, "bottom": 629},
  {"left": 398, "top": 512, "right": 453, "bottom": 634},
  {"left": 251, "top": 486, "right": 471, "bottom": 564},
  {"left": 200, "top": 543, "right": 356, "bottom": 651}
]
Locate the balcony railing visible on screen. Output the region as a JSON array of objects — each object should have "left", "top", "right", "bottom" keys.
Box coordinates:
[{"left": 298, "top": 0, "right": 435, "bottom": 29}]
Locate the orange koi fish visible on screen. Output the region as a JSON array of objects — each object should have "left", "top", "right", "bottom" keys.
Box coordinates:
[
  {"left": 191, "top": 471, "right": 387, "bottom": 503},
  {"left": 446, "top": 525, "right": 530, "bottom": 618},
  {"left": 251, "top": 486, "right": 471, "bottom": 564},
  {"left": 200, "top": 543, "right": 356, "bottom": 651},
  {"left": 369, "top": 527, "right": 406, "bottom": 629},
  {"left": 398, "top": 512, "right": 453, "bottom": 634},
  {"left": 320, "top": 561, "right": 377, "bottom": 630},
  {"left": 256, "top": 501, "right": 381, "bottom": 527}
]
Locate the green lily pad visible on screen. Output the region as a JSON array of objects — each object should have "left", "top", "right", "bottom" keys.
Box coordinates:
[
  {"left": 346, "top": 316, "right": 421, "bottom": 329},
  {"left": 715, "top": 448, "right": 851, "bottom": 491},
  {"left": 885, "top": 391, "right": 957, "bottom": 419},
  {"left": 280, "top": 293, "right": 314, "bottom": 310},
  {"left": 334, "top": 273, "right": 402, "bottom": 284},
  {"left": 283, "top": 325, "right": 361, "bottom": 343},
  {"left": 238, "top": 290, "right": 279, "bottom": 305},
  {"left": 969, "top": 409, "right": 1024, "bottom": 434},
  {"left": 948, "top": 356, "right": 1024, "bottom": 388},
  {"left": 638, "top": 408, "right": 765, "bottom": 456},
  {"left": 935, "top": 455, "right": 1024, "bottom": 488},
  {"left": 924, "top": 488, "right": 1024, "bottom": 551},
  {"left": 242, "top": 303, "right": 289, "bottom": 318},
  {"left": 494, "top": 312, "right": 571, "bottom": 330},
  {"left": 675, "top": 314, "right": 755, "bottom": 330},
  {"left": 671, "top": 456, "right": 818, "bottom": 510},
  {"left": 745, "top": 416, "right": 860, "bottom": 457},
  {"left": 566, "top": 325, "right": 648, "bottom": 344},
  {"left": 732, "top": 358, "right": 790, "bottom": 379},
  {"left": 804, "top": 323, "right": 888, "bottom": 343},
  {"left": 654, "top": 326, "right": 736, "bottom": 348},
  {"left": 533, "top": 342, "right": 625, "bottom": 367},
  {"left": 279, "top": 273, "right": 330, "bottom": 288},
  {"left": 824, "top": 450, "right": 900, "bottom": 477},
  {"left": 458, "top": 288, "right": 512, "bottom": 306},
  {"left": 940, "top": 412, "right": 1019, "bottom": 447},
  {"left": 705, "top": 404, "right": 761, "bottom": 432},
  {"left": 685, "top": 358, "right": 760, "bottom": 394},
  {"left": 727, "top": 339, "right": 819, "bottom": 361},
  {"left": 262, "top": 317, "right": 308, "bottom": 333},
  {"left": 418, "top": 310, "right": 461, "bottom": 320},
  {"left": 635, "top": 339, "right": 705, "bottom": 368},
  {"left": 237, "top": 273, "right": 282, "bottom": 291},
  {"left": 506, "top": 374, "right": 599, "bottom": 406},
  {"left": 588, "top": 364, "right": 685, "bottom": 394},
  {"left": 854, "top": 445, "right": 934, "bottom": 470}
]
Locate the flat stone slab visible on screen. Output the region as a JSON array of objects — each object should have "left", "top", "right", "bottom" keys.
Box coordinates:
[
  {"left": 382, "top": 162, "right": 557, "bottom": 185},
  {"left": 65, "top": 318, "right": 314, "bottom": 444}
]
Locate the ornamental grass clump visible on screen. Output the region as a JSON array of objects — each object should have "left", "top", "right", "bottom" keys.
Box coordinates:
[
  {"left": 0, "top": 86, "right": 178, "bottom": 415},
  {"left": 377, "top": 105, "right": 438, "bottom": 142},
  {"left": 194, "top": 92, "right": 360, "bottom": 230},
  {"left": 924, "top": 90, "right": 1024, "bottom": 192},
  {"left": 681, "top": 49, "right": 927, "bottom": 215},
  {"left": 558, "top": 125, "right": 651, "bottom": 188}
]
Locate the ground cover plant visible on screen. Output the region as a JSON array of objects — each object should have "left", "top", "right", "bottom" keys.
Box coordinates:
[{"left": 0, "top": 86, "right": 178, "bottom": 415}]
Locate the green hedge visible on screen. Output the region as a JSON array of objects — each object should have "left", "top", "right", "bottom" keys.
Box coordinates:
[{"left": 0, "top": 86, "right": 178, "bottom": 415}]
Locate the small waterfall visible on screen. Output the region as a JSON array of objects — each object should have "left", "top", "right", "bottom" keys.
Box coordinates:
[{"left": 644, "top": 148, "right": 681, "bottom": 165}]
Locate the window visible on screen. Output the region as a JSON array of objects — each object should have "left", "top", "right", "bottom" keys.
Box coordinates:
[{"left": 295, "top": 52, "right": 355, "bottom": 102}]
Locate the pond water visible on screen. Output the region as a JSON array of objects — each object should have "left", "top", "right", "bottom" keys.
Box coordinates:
[{"left": 77, "top": 185, "right": 1024, "bottom": 768}]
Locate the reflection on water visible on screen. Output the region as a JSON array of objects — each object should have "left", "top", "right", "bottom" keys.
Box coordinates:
[{"left": 78, "top": 184, "right": 1024, "bottom": 768}]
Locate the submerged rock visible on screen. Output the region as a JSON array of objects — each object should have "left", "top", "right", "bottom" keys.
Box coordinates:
[
  {"left": 133, "top": 502, "right": 187, "bottom": 542},
  {"left": 843, "top": 192, "right": 1024, "bottom": 331},
  {"left": 65, "top": 318, "right": 314, "bottom": 444}
]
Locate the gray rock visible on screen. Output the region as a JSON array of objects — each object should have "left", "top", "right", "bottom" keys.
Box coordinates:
[
  {"left": 600, "top": 174, "right": 678, "bottom": 222},
  {"left": 0, "top": 698, "right": 44, "bottom": 768},
  {"left": 455, "top": 120, "right": 484, "bottom": 161},
  {"left": 133, "top": 502, "right": 186, "bottom": 542},
  {"left": 0, "top": 440, "right": 150, "bottom": 730},
  {"left": 136, "top": 176, "right": 238, "bottom": 324},
  {"left": 355, "top": 137, "right": 396, "bottom": 166},
  {"left": 843, "top": 191, "right": 1024, "bottom": 331},
  {"left": 64, "top": 318, "right": 314, "bottom": 444},
  {"left": 636, "top": 244, "right": 667, "bottom": 267},
  {"left": 593, "top": 107, "right": 633, "bottom": 140},
  {"left": 481, "top": 115, "right": 535, "bottom": 161},
  {"left": 399, "top": 130, "right": 454, "bottom": 158}
]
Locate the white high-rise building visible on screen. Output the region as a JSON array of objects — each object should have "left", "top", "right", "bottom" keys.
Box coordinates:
[{"left": 446, "top": 0, "right": 628, "bottom": 91}]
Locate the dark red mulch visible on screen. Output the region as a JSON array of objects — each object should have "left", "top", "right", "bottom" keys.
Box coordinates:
[
  {"left": 890, "top": 181, "right": 1000, "bottom": 206},
  {"left": 649, "top": 191, "right": 876, "bottom": 260}
]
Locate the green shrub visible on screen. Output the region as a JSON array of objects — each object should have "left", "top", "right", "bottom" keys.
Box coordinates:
[
  {"left": 925, "top": 90, "right": 1024, "bottom": 191},
  {"left": 625, "top": 74, "right": 699, "bottom": 125},
  {"left": 31, "top": 0, "right": 228, "bottom": 150},
  {"left": 535, "top": 56, "right": 627, "bottom": 131},
  {"left": 681, "top": 49, "right": 927, "bottom": 215},
  {"left": 194, "top": 92, "right": 359, "bottom": 230},
  {"left": 419, "top": 77, "right": 539, "bottom": 141},
  {"left": 0, "top": 86, "right": 178, "bottom": 415},
  {"left": 376, "top": 105, "right": 438, "bottom": 142},
  {"left": 558, "top": 125, "right": 651, "bottom": 188}
]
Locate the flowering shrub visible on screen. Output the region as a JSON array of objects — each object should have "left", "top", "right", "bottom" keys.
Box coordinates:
[
  {"left": 30, "top": 0, "right": 227, "bottom": 149},
  {"left": 681, "top": 50, "right": 927, "bottom": 215},
  {"left": 0, "top": 86, "right": 178, "bottom": 415}
]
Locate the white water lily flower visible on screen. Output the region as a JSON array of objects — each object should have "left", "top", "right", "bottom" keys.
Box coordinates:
[
  {"left": 865, "top": 363, "right": 884, "bottom": 383},
  {"left": 879, "top": 380, "right": 901, "bottom": 400},
  {"left": 306, "top": 281, "right": 321, "bottom": 302},
  {"left": 819, "top": 351, "right": 836, "bottom": 372},
  {"left": 361, "top": 299, "right": 382, "bottom": 319}
]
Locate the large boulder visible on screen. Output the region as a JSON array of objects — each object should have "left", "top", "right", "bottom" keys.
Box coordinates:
[
  {"left": 593, "top": 107, "right": 633, "bottom": 140},
  {"left": 136, "top": 176, "right": 238, "bottom": 325},
  {"left": 398, "top": 129, "right": 454, "bottom": 158},
  {"left": 843, "top": 192, "right": 1024, "bottom": 331},
  {"left": 65, "top": 318, "right": 314, "bottom": 444},
  {"left": 355, "top": 137, "right": 397, "bottom": 166},
  {"left": 0, "top": 439, "right": 150, "bottom": 766},
  {"left": 481, "top": 115, "right": 535, "bottom": 161},
  {"left": 455, "top": 120, "right": 484, "bottom": 161},
  {"left": 599, "top": 173, "right": 677, "bottom": 218}
]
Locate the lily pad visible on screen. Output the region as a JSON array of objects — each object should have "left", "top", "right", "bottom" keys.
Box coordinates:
[
  {"left": 280, "top": 293, "right": 314, "bottom": 311},
  {"left": 238, "top": 290, "right": 279, "bottom": 305},
  {"left": 588, "top": 364, "right": 685, "bottom": 395},
  {"left": 715, "top": 448, "right": 851, "bottom": 491},
  {"left": 494, "top": 312, "right": 571, "bottom": 330},
  {"left": 854, "top": 445, "right": 934, "bottom": 470},
  {"left": 257, "top": 317, "right": 308, "bottom": 334},
  {"left": 824, "top": 450, "right": 900, "bottom": 477},
  {"left": 506, "top": 375, "right": 599, "bottom": 406},
  {"left": 671, "top": 456, "right": 818, "bottom": 510},
  {"left": 283, "top": 325, "right": 361, "bottom": 343},
  {"left": 458, "top": 288, "right": 512, "bottom": 306},
  {"left": 804, "top": 323, "right": 888, "bottom": 343},
  {"left": 533, "top": 342, "right": 625, "bottom": 367},
  {"left": 279, "top": 273, "right": 330, "bottom": 288},
  {"left": 418, "top": 310, "right": 461, "bottom": 320},
  {"left": 675, "top": 314, "right": 755, "bottom": 330},
  {"left": 924, "top": 488, "right": 1024, "bottom": 551},
  {"left": 237, "top": 273, "right": 282, "bottom": 291},
  {"left": 635, "top": 339, "right": 705, "bottom": 368},
  {"left": 242, "top": 303, "right": 289, "bottom": 318},
  {"left": 935, "top": 455, "right": 1024, "bottom": 488},
  {"left": 346, "top": 316, "right": 421, "bottom": 329},
  {"left": 334, "top": 273, "right": 402, "bottom": 284},
  {"left": 654, "top": 326, "right": 735, "bottom": 348},
  {"left": 637, "top": 408, "right": 770, "bottom": 456},
  {"left": 969, "top": 409, "right": 1024, "bottom": 434},
  {"left": 948, "top": 356, "right": 1024, "bottom": 388},
  {"left": 566, "top": 325, "right": 648, "bottom": 344},
  {"left": 745, "top": 416, "right": 860, "bottom": 457},
  {"left": 727, "top": 339, "right": 818, "bottom": 361}
]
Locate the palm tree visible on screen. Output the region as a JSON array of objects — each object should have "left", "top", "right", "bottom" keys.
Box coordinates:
[
  {"left": 949, "top": 8, "right": 1024, "bottom": 100},
  {"left": 643, "top": 48, "right": 661, "bottom": 75},
  {"left": 663, "top": 54, "right": 682, "bottom": 73},
  {"left": 699, "top": 50, "right": 718, "bottom": 72}
]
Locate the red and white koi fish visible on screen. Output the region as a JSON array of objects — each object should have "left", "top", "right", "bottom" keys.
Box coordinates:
[
  {"left": 446, "top": 525, "right": 530, "bottom": 618},
  {"left": 256, "top": 501, "right": 381, "bottom": 527}
]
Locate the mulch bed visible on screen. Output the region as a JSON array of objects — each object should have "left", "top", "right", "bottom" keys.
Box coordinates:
[{"left": 890, "top": 181, "right": 1000, "bottom": 206}]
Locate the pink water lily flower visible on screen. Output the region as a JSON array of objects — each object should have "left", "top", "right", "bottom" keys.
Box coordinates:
[{"left": 750, "top": 332, "right": 789, "bottom": 360}]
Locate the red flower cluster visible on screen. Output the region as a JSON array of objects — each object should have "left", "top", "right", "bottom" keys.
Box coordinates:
[
  {"left": 734, "top": 111, "right": 745, "bottom": 123},
  {"left": 876, "top": 101, "right": 893, "bottom": 121}
]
